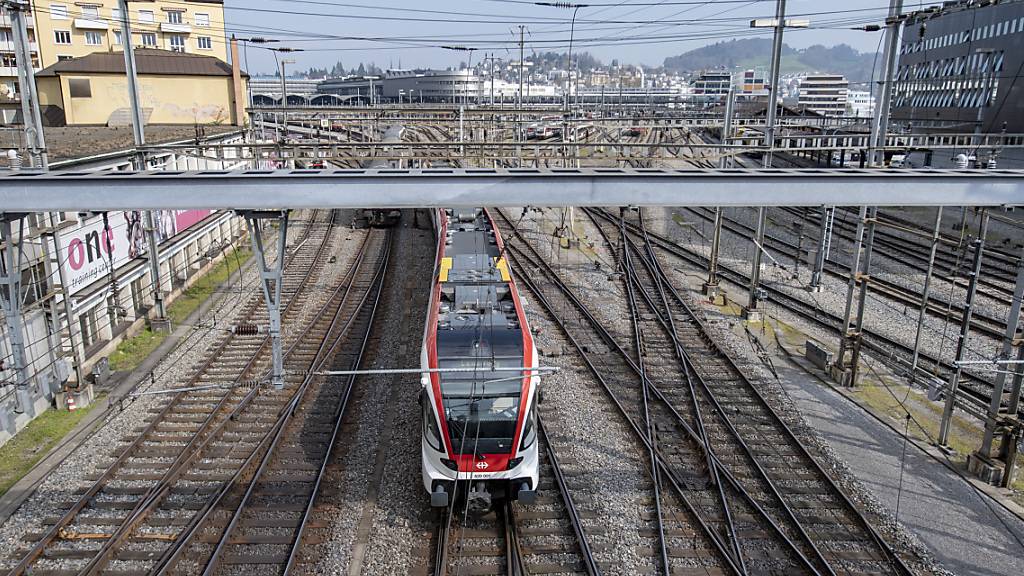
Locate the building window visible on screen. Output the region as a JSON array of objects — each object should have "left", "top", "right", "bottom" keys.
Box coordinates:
[
  {"left": 54, "top": 30, "right": 72, "bottom": 45},
  {"left": 114, "top": 30, "right": 122, "bottom": 45},
  {"left": 197, "top": 36, "right": 212, "bottom": 50},
  {"left": 167, "top": 10, "right": 183, "bottom": 24},
  {"left": 168, "top": 34, "right": 185, "bottom": 52},
  {"left": 85, "top": 31, "right": 103, "bottom": 45},
  {"left": 81, "top": 5, "right": 99, "bottom": 19},
  {"left": 68, "top": 78, "right": 91, "bottom": 98},
  {"left": 57, "top": 54, "right": 73, "bottom": 61},
  {"left": 195, "top": 12, "right": 210, "bottom": 27},
  {"left": 112, "top": 7, "right": 121, "bottom": 22},
  {"left": 50, "top": 3, "right": 68, "bottom": 19},
  {"left": 138, "top": 9, "right": 154, "bottom": 24},
  {"left": 141, "top": 33, "right": 157, "bottom": 47}
]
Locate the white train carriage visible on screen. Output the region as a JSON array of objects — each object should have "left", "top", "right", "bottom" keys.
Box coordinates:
[{"left": 420, "top": 208, "right": 540, "bottom": 511}]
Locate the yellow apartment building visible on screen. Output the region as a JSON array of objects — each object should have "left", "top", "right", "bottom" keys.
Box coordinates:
[{"left": 1, "top": 1, "right": 226, "bottom": 102}]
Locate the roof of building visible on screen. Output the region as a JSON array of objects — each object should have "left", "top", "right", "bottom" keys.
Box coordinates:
[{"left": 36, "top": 49, "right": 247, "bottom": 78}]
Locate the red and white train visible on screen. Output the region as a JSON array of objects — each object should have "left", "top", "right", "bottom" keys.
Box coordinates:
[{"left": 420, "top": 208, "right": 540, "bottom": 511}]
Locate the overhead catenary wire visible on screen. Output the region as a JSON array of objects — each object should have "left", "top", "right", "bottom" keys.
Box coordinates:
[{"left": 24, "top": 1, "right": 934, "bottom": 57}]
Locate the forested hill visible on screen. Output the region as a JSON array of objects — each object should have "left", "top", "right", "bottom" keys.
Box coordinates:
[{"left": 663, "top": 38, "right": 877, "bottom": 82}]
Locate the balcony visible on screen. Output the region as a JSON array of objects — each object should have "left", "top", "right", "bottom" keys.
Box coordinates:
[
  {"left": 74, "top": 18, "right": 109, "bottom": 30},
  {"left": 0, "top": 14, "right": 34, "bottom": 28},
  {"left": 0, "top": 40, "right": 39, "bottom": 52},
  {"left": 160, "top": 22, "right": 192, "bottom": 34}
]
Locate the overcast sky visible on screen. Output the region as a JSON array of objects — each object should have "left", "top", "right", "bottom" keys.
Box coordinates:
[{"left": 224, "top": 0, "right": 945, "bottom": 75}]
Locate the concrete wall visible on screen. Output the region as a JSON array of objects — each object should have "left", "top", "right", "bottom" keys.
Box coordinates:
[{"left": 38, "top": 73, "right": 247, "bottom": 125}]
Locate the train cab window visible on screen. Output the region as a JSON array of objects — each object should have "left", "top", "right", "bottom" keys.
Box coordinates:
[{"left": 443, "top": 394, "right": 521, "bottom": 454}]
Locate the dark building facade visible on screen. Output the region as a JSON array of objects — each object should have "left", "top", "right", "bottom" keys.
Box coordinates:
[{"left": 892, "top": 0, "right": 1024, "bottom": 134}]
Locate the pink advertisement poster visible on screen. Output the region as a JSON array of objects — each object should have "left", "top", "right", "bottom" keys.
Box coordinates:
[{"left": 64, "top": 210, "right": 214, "bottom": 296}]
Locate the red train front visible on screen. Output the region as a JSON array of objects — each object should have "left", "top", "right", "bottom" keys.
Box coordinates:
[{"left": 420, "top": 208, "right": 540, "bottom": 511}]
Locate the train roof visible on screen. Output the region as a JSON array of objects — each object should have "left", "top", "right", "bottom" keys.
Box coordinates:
[{"left": 435, "top": 209, "right": 524, "bottom": 395}]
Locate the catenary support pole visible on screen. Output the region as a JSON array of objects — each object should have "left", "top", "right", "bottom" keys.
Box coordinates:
[
  {"left": 910, "top": 207, "right": 943, "bottom": 378},
  {"left": 808, "top": 206, "right": 833, "bottom": 291},
  {"left": 242, "top": 211, "right": 289, "bottom": 389},
  {"left": 848, "top": 206, "right": 878, "bottom": 385},
  {"left": 0, "top": 216, "right": 35, "bottom": 417},
  {"left": 870, "top": 0, "right": 905, "bottom": 166},
  {"left": 5, "top": 0, "right": 47, "bottom": 168},
  {"left": 762, "top": 0, "right": 787, "bottom": 169},
  {"left": 119, "top": 0, "right": 167, "bottom": 327},
  {"left": 44, "top": 212, "right": 83, "bottom": 387},
  {"left": 720, "top": 87, "right": 736, "bottom": 169},
  {"left": 744, "top": 0, "right": 788, "bottom": 315},
  {"left": 938, "top": 210, "right": 989, "bottom": 446},
  {"left": 744, "top": 207, "right": 768, "bottom": 321},
  {"left": 978, "top": 242, "right": 1024, "bottom": 456},
  {"left": 835, "top": 206, "right": 869, "bottom": 385},
  {"left": 704, "top": 89, "right": 735, "bottom": 301}
]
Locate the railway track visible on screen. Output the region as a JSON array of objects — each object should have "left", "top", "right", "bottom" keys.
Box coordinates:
[
  {"left": 782, "top": 207, "right": 1017, "bottom": 302},
  {"left": 158, "top": 229, "right": 392, "bottom": 576},
  {"left": 680, "top": 207, "right": 1007, "bottom": 339},
  {"left": 494, "top": 208, "right": 923, "bottom": 575},
  {"left": 430, "top": 417, "right": 598, "bottom": 576},
  {"left": 496, "top": 211, "right": 798, "bottom": 575},
  {"left": 3, "top": 211, "right": 388, "bottom": 576},
  {"left": 593, "top": 208, "right": 1006, "bottom": 420}
]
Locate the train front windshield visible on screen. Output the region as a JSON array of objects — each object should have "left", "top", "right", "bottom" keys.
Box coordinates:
[{"left": 437, "top": 332, "right": 525, "bottom": 455}]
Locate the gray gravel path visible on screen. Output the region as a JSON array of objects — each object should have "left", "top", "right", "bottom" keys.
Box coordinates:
[{"left": 774, "top": 360, "right": 1024, "bottom": 576}]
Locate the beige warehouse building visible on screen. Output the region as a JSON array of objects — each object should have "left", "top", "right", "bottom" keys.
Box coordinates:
[{"left": 36, "top": 48, "right": 247, "bottom": 125}]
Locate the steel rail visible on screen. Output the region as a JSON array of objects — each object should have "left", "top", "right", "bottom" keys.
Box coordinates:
[
  {"left": 74, "top": 211, "right": 346, "bottom": 576},
  {"left": 616, "top": 209, "right": 918, "bottom": 576},
  {"left": 683, "top": 207, "right": 1007, "bottom": 338},
  {"left": 502, "top": 241, "right": 743, "bottom": 576},
  {"left": 872, "top": 209, "right": 1021, "bottom": 272},
  {"left": 150, "top": 230, "right": 386, "bottom": 576},
  {"left": 786, "top": 207, "right": 1017, "bottom": 297},
  {"left": 199, "top": 231, "right": 392, "bottom": 576},
  {"left": 498, "top": 211, "right": 802, "bottom": 575},
  {"left": 431, "top": 509, "right": 451, "bottom": 576},
  {"left": 503, "top": 501, "right": 527, "bottom": 576},
  {"left": 623, "top": 215, "right": 842, "bottom": 576},
  {"left": 606, "top": 212, "right": 830, "bottom": 576},
  {"left": 506, "top": 208, "right": 911, "bottom": 576},
  {"left": 618, "top": 215, "right": 676, "bottom": 576},
  {"left": 3, "top": 210, "right": 333, "bottom": 576},
  {"left": 536, "top": 417, "right": 601, "bottom": 576},
  {"left": 603, "top": 209, "right": 999, "bottom": 419}
]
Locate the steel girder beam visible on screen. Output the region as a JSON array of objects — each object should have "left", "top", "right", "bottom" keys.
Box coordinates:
[{"left": 0, "top": 169, "right": 1022, "bottom": 210}]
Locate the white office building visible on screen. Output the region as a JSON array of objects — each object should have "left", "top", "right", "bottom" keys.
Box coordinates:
[{"left": 798, "top": 75, "right": 849, "bottom": 116}]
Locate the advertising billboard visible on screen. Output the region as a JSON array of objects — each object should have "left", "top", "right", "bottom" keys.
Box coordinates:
[{"left": 63, "top": 210, "right": 213, "bottom": 296}]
